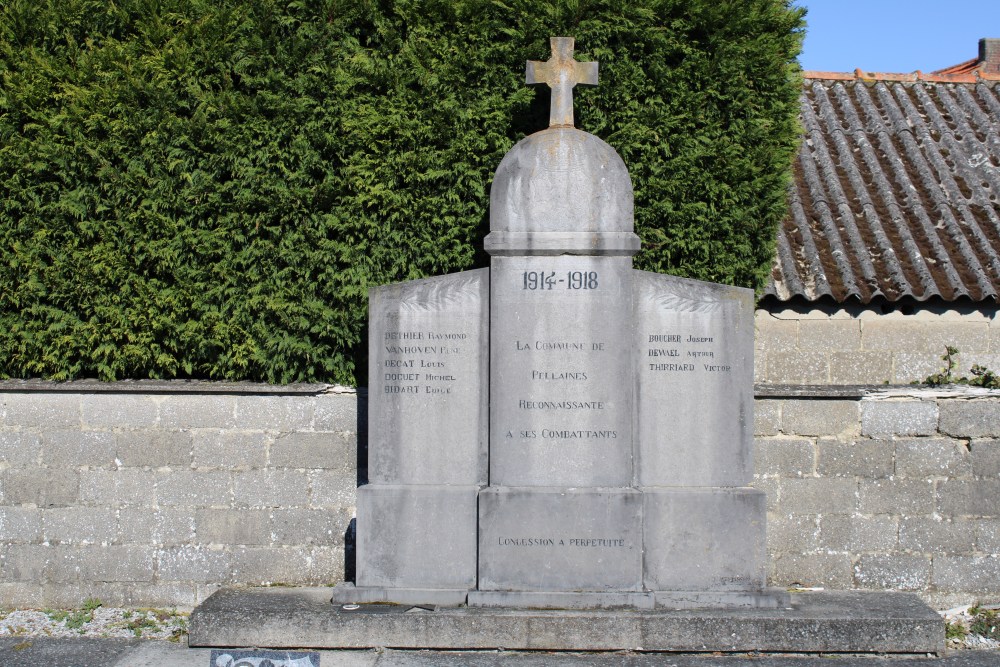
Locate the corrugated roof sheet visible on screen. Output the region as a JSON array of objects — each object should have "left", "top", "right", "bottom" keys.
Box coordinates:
[{"left": 766, "top": 77, "right": 1000, "bottom": 303}]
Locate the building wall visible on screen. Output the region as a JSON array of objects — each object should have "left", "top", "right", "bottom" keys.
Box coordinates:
[
  {"left": 755, "top": 303, "right": 1000, "bottom": 385},
  {"left": 0, "top": 385, "right": 359, "bottom": 609},
  {"left": 754, "top": 388, "right": 1000, "bottom": 610},
  {"left": 1, "top": 384, "right": 999, "bottom": 609}
]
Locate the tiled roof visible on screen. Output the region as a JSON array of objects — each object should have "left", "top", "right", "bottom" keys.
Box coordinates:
[{"left": 766, "top": 76, "right": 1000, "bottom": 303}]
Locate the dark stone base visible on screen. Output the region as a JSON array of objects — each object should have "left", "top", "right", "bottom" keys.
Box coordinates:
[{"left": 189, "top": 587, "right": 943, "bottom": 654}]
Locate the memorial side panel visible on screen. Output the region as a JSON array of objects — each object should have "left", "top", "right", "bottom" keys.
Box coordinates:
[
  {"left": 633, "top": 271, "right": 754, "bottom": 486},
  {"left": 490, "top": 256, "right": 633, "bottom": 487},
  {"left": 369, "top": 269, "right": 489, "bottom": 485}
]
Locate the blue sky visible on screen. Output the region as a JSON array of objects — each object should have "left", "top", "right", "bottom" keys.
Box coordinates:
[{"left": 795, "top": 1, "right": 1000, "bottom": 73}]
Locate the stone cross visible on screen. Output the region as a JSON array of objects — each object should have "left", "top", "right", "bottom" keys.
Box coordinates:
[{"left": 526, "top": 37, "right": 599, "bottom": 128}]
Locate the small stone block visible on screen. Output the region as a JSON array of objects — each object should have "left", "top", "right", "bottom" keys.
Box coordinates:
[
  {"left": 654, "top": 588, "right": 790, "bottom": 609},
  {"left": 356, "top": 485, "right": 478, "bottom": 590},
  {"left": 478, "top": 487, "right": 642, "bottom": 592},
  {"left": 331, "top": 582, "right": 469, "bottom": 607},
  {"left": 468, "top": 590, "right": 654, "bottom": 610},
  {"left": 643, "top": 488, "right": 767, "bottom": 592}
]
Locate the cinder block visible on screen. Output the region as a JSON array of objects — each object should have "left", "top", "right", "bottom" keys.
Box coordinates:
[
  {"left": 753, "top": 399, "right": 781, "bottom": 436},
  {"left": 42, "top": 508, "right": 116, "bottom": 544},
  {"left": 779, "top": 478, "right": 857, "bottom": 514},
  {"left": 749, "top": 477, "right": 780, "bottom": 511},
  {"left": 924, "top": 321, "right": 990, "bottom": 353},
  {"left": 975, "top": 519, "right": 1000, "bottom": 552},
  {"left": 899, "top": 517, "right": 976, "bottom": 555},
  {"left": 81, "top": 395, "right": 157, "bottom": 428},
  {"left": 0, "top": 582, "right": 44, "bottom": 608},
  {"left": 933, "top": 555, "right": 1000, "bottom": 593},
  {"left": 308, "top": 468, "right": 358, "bottom": 509},
  {"left": 0, "top": 467, "right": 78, "bottom": 506},
  {"left": 79, "top": 469, "right": 156, "bottom": 506},
  {"left": 232, "top": 470, "right": 309, "bottom": 508},
  {"left": 159, "top": 395, "right": 236, "bottom": 429},
  {"left": 861, "top": 401, "right": 938, "bottom": 438},
  {"left": 41, "top": 430, "right": 116, "bottom": 468},
  {"left": 230, "top": 546, "right": 317, "bottom": 585},
  {"left": 269, "top": 507, "right": 351, "bottom": 546},
  {"left": 192, "top": 431, "right": 267, "bottom": 469},
  {"left": 235, "top": 396, "right": 313, "bottom": 431},
  {"left": 766, "top": 351, "right": 828, "bottom": 384},
  {"left": 74, "top": 545, "right": 156, "bottom": 582},
  {"left": 969, "top": 440, "right": 1000, "bottom": 477},
  {"left": 157, "top": 546, "right": 232, "bottom": 583},
  {"left": 799, "top": 319, "right": 861, "bottom": 351},
  {"left": 1, "top": 544, "right": 50, "bottom": 581},
  {"left": 118, "top": 508, "right": 194, "bottom": 546},
  {"left": 766, "top": 512, "right": 819, "bottom": 552},
  {"left": 862, "top": 320, "right": 928, "bottom": 351},
  {"left": 771, "top": 552, "right": 853, "bottom": 588},
  {"left": 196, "top": 509, "right": 270, "bottom": 545},
  {"left": 754, "top": 437, "right": 814, "bottom": 477},
  {"left": 829, "top": 351, "right": 893, "bottom": 385},
  {"left": 893, "top": 353, "right": 948, "bottom": 384},
  {"left": 313, "top": 394, "right": 359, "bottom": 432},
  {"left": 816, "top": 438, "right": 893, "bottom": 478},
  {"left": 0, "top": 431, "right": 42, "bottom": 466},
  {"left": 1, "top": 393, "right": 80, "bottom": 428},
  {"left": 937, "top": 480, "right": 1000, "bottom": 517},
  {"left": 270, "top": 432, "right": 354, "bottom": 469},
  {"left": 754, "top": 352, "right": 767, "bottom": 383},
  {"left": 859, "top": 479, "right": 935, "bottom": 515},
  {"left": 782, "top": 400, "right": 858, "bottom": 437},
  {"left": 308, "top": 545, "right": 346, "bottom": 585},
  {"left": 895, "top": 439, "right": 971, "bottom": 478},
  {"left": 940, "top": 400, "right": 1000, "bottom": 438},
  {"left": 156, "top": 470, "right": 232, "bottom": 507},
  {"left": 0, "top": 507, "right": 42, "bottom": 543},
  {"left": 819, "top": 514, "right": 898, "bottom": 552},
  {"left": 754, "top": 315, "right": 798, "bottom": 352},
  {"left": 116, "top": 431, "right": 192, "bottom": 468},
  {"left": 854, "top": 554, "right": 930, "bottom": 591}
]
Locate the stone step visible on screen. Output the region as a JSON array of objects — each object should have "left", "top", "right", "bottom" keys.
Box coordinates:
[{"left": 189, "top": 587, "right": 943, "bottom": 654}]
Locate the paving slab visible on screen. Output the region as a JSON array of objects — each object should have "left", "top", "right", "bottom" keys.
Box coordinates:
[{"left": 188, "top": 587, "right": 944, "bottom": 654}]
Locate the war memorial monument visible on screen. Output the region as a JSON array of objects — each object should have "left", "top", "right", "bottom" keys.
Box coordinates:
[{"left": 190, "top": 39, "right": 943, "bottom": 653}]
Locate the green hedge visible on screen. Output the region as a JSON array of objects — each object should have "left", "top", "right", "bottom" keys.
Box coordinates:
[{"left": 0, "top": 0, "right": 804, "bottom": 384}]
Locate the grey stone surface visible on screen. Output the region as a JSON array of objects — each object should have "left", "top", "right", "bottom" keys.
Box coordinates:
[
  {"left": 853, "top": 554, "right": 931, "bottom": 591},
  {"left": 159, "top": 395, "right": 237, "bottom": 429},
  {"left": 634, "top": 272, "right": 754, "bottom": 486},
  {"left": 116, "top": 430, "right": 192, "bottom": 467},
  {"left": 1, "top": 467, "right": 78, "bottom": 506},
  {"left": 861, "top": 400, "right": 939, "bottom": 437},
  {"left": 781, "top": 399, "right": 858, "bottom": 436},
  {"left": 41, "top": 430, "right": 116, "bottom": 468},
  {"left": 189, "top": 587, "right": 944, "bottom": 654},
  {"left": 486, "top": 128, "right": 635, "bottom": 253},
  {"left": 270, "top": 431, "right": 350, "bottom": 469},
  {"left": 232, "top": 469, "right": 309, "bottom": 508},
  {"left": 192, "top": 431, "right": 267, "bottom": 469},
  {"left": 1, "top": 393, "right": 80, "bottom": 428},
  {"left": 896, "top": 438, "right": 972, "bottom": 478},
  {"left": 643, "top": 488, "right": 767, "bottom": 592},
  {"left": 780, "top": 478, "right": 857, "bottom": 514},
  {"left": 468, "top": 590, "right": 654, "bottom": 609},
  {"left": 356, "top": 485, "right": 478, "bottom": 590},
  {"left": 815, "top": 438, "right": 893, "bottom": 478},
  {"left": 235, "top": 395, "right": 314, "bottom": 431},
  {"left": 477, "top": 488, "right": 642, "bottom": 592},
  {"left": 859, "top": 479, "right": 935, "bottom": 515},
  {"left": 490, "top": 255, "right": 633, "bottom": 487},
  {"left": 81, "top": 394, "right": 158, "bottom": 427},
  {"left": 368, "top": 269, "right": 488, "bottom": 486},
  {"left": 754, "top": 437, "right": 814, "bottom": 477},
  {"left": 940, "top": 399, "right": 1000, "bottom": 437}
]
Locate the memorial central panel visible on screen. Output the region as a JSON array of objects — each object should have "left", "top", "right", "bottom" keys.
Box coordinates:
[{"left": 490, "top": 255, "right": 633, "bottom": 487}]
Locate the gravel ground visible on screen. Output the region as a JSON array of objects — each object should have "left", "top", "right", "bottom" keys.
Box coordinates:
[
  {"left": 0, "top": 605, "right": 188, "bottom": 641},
  {"left": 940, "top": 605, "right": 1000, "bottom": 651}
]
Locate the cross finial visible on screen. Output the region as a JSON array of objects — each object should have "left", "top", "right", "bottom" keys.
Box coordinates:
[{"left": 526, "top": 37, "right": 598, "bottom": 128}]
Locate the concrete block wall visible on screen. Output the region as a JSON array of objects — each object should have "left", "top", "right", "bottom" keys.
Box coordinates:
[
  {"left": 753, "top": 389, "right": 1000, "bottom": 609},
  {"left": 0, "top": 383, "right": 359, "bottom": 609},
  {"left": 755, "top": 303, "right": 1000, "bottom": 385},
  {"left": 2, "top": 382, "right": 1000, "bottom": 609}
]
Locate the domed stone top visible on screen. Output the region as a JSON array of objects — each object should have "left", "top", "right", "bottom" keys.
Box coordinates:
[{"left": 484, "top": 38, "right": 640, "bottom": 257}]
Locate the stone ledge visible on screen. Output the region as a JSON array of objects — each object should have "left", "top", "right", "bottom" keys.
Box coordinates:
[
  {"left": 0, "top": 379, "right": 354, "bottom": 395},
  {"left": 189, "top": 587, "right": 943, "bottom": 654}
]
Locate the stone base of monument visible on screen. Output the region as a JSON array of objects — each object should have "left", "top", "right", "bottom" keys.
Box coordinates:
[{"left": 189, "top": 587, "right": 944, "bottom": 654}]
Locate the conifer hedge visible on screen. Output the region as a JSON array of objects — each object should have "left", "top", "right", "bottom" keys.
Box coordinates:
[{"left": 0, "top": 0, "right": 804, "bottom": 384}]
